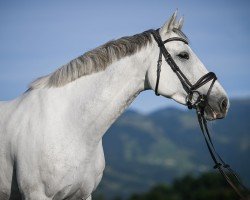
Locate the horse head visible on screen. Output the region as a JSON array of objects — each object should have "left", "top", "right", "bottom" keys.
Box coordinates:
[{"left": 146, "top": 11, "right": 229, "bottom": 120}]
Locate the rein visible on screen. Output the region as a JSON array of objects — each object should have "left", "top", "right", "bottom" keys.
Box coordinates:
[{"left": 151, "top": 29, "right": 249, "bottom": 199}]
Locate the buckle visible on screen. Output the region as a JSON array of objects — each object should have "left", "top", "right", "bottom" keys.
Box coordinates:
[
  {"left": 214, "top": 163, "right": 222, "bottom": 169},
  {"left": 186, "top": 91, "right": 207, "bottom": 109}
]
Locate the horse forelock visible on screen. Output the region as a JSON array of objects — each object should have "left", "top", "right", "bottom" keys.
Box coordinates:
[{"left": 172, "top": 28, "right": 189, "bottom": 43}]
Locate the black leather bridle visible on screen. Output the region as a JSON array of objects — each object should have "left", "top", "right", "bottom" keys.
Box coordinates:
[
  {"left": 151, "top": 29, "right": 216, "bottom": 108},
  {"left": 151, "top": 29, "right": 249, "bottom": 199}
]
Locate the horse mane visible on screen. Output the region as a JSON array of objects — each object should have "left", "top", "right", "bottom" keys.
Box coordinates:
[
  {"left": 28, "top": 27, "right": 188, "bottom": 90},
  {"left": 28, "top": 30, "right": 153, "bottom": 90}
]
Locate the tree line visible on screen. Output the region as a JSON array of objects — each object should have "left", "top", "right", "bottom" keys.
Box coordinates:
[{"left": 94, "top": 172, "right": 247, "bottom": 200}]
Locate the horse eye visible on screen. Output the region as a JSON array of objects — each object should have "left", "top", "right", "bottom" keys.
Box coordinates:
[{"left": 177, "top": 52, "right": 189, "bottom": 60}]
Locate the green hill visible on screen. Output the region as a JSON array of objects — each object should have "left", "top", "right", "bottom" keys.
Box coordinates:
[{"left": 94, "top": 98, "right": 250, "bottom": 199}]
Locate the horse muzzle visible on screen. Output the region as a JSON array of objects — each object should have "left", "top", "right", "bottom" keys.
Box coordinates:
[{"left": 204, "top": 96, "right": 229, "bottom": 121}]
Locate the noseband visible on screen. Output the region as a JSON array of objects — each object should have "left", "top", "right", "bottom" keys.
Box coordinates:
[{"left": 151, "top": 29, "right": 249, "bottom": 199}]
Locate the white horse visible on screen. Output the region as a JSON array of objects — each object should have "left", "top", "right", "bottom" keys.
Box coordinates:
[{"left": 0, "top": 11, "right": 229, "bottom": 200}]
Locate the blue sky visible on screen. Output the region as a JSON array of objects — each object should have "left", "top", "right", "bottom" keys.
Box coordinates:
[{"left": 0, "top": 0, "right": 250, "bottom": 113}]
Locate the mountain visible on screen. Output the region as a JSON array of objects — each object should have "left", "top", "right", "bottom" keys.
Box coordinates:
[{"left": 93, "top": 98, "right": 250, "bottom": 199}]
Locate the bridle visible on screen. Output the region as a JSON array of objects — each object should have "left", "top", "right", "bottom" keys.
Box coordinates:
[
  {"left": 151, "top": 29, "right": 249, "bottom": 199},
  {"left": 151, "top": 29, "right": 216, "bottom": 109}
]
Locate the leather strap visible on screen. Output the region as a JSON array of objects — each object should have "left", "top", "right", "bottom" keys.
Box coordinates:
[
  {"left": 163, "top": 37, "right": 188, "bottom": 44},
  {"left": 196, "top": 107, "right": 249, "bottom": 200},
  {"left": 155, "top": 50, "right": 162, "bottom": 96}
]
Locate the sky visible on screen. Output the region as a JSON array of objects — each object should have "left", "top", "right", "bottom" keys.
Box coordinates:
[{"left": 0, "top": 0, "right": 250, "bottom": 113}]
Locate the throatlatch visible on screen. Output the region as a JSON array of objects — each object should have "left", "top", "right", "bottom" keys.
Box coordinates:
[{"left": 151, "top": 29, "right": 249, "bottom": 200}]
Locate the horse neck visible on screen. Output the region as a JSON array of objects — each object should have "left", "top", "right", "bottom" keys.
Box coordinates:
[{"left": 57, "top": 44, "right": 154, "bottom": 145}]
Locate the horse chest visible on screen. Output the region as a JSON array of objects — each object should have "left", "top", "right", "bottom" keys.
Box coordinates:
[{"left": 46, "top": 140, "right": 105, "bottom": 199}]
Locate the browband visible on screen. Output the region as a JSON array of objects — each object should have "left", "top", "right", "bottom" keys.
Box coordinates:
[{"left": 163, "top": 37, "right": 188, "bottom": 44}]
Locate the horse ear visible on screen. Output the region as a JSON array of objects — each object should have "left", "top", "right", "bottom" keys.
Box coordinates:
[
  {"left": 160, "top": 10, "right": 178, "bottom": 34},
  {"left": 177, "top": 16, "right": 184, "bottom": 30}
]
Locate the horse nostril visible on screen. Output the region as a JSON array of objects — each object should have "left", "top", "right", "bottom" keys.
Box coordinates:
[{"left": 220, "top": 98, "right": 228, "bottom": 113}]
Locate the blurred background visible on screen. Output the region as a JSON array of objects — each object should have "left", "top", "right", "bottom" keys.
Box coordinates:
[{"left": 0, "top": 0, "right": 249, "bottom": 199}]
